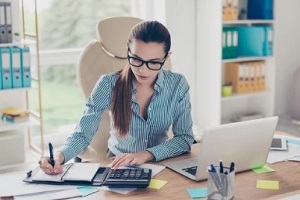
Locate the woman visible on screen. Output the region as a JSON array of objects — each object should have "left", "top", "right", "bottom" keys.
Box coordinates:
[{"left": 39, "top": 20, "right": 194, "bottom": 174}]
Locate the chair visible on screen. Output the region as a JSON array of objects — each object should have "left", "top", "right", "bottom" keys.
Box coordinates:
[{"left": 75, "top": 17, "right": 172, "bottom": 162}]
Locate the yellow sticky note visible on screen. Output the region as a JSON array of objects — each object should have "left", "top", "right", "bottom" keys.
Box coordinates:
[
  {"left": 148, "top": 179, "right": 168, "bottom": 189},
  {"left": 256, "top": 180, "right": 279, "bottom": 190},
  {"left": 252, "top": 165, "right": 275, "bottom": 174}
]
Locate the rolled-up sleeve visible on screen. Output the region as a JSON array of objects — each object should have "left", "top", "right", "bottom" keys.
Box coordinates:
[{"left": 61, "top": 75, "right": 112, "bottom": 162}]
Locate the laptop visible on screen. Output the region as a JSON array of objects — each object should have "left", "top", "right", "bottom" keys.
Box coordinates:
[{"left": 164, "top": 116, "right": 278, "bottom": 181}]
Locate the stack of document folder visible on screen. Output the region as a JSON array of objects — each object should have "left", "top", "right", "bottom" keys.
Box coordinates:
[
  {"left": 222, "top": 0, "right": 238, "bottom": 21},
  {"left": 225, "top": 61, "right": 266, "bottom": 94}
]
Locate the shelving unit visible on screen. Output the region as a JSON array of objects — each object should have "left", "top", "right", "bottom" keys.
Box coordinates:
[
  {"left": 220, "top": 0, "right": 275, "bottom": 123},
  {"left": 194, "top": 0, "right": 275, "bottom": 127},
  {"left": 0, "top": 0, "right": 44, "bottom": 168},
  {"left": 223, "top": 20, "right": 274, "bottom": 25},
  {"left": 20, "top": 0, "right": 44, "bottom": 154}
]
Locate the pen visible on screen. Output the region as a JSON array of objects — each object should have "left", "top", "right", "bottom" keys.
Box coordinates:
[
  {"left": 27, "top": 170, "right": 32, "bottom": 178},
  {"left": 219, "top": 160, "right": 224, "bottom": 174},
  {"left": 229, "top": 162, "right": 235, "bottom": 173},
  {"left": 208, "top": 166, "right": 222, "bottom": 193},
  {"left": 210, "top": 164, "right": 217, "bottom": 173},
  {"left": 49, "top": 142, "right": 55, "bottom": 167}
]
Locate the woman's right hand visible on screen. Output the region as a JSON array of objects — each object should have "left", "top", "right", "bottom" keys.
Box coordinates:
[{"left": 38, "top": 152, "right": 65, "bottom": 174}]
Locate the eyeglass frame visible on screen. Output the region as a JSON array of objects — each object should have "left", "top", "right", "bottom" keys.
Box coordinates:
[{"left": 127, "top": 48, "right": 168, "bottom": 71}]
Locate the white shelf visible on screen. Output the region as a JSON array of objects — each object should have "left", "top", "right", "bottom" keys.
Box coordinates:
[
  {"left": 223, "top": 20, "right": 274, "bottom": 25},
  {"left": 0, "top": 87, "right": 37, "bottom": 94},
  {"left": 222, "top": 56, "right": 274, "bottom": 63},
  {"left": 0, "top": 117, "right": 40, "bottom": 132},
  {"left": 221, "top": 91, "right": 270, "bottom": 102},
  {"left": 0, "top": 39, "right": 36, "bottom": 48}
]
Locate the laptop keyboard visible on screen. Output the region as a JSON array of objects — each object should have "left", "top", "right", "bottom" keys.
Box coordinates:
[{"left": 182, "top": 166, "right": 198, "bottom": 176}]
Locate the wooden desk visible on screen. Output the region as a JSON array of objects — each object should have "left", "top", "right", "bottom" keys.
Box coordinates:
[{"left": 1, "top": 143, "right": 300, "bottom": 200}]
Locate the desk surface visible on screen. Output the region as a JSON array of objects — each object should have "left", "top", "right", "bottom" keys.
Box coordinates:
[{"left": 1, "top": 143, "right": 300, "bottom": 200}]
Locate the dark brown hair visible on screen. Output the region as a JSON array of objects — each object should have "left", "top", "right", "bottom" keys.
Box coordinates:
[{"left": 111, "top": 20, "right": 171, "bottom": 137}]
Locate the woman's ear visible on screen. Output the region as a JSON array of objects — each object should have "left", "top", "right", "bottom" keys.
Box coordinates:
[{"left": 167, "top": 51, "right": 172, "bottom": 58}]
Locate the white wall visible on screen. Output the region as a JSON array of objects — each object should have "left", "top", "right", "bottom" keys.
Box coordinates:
[
  {"left": 152, "top": 0, "right": 222, "bottom": 129},
  {"left": 151, "top": 0, "right": 198, "bottom": 126},
  {"left": 275, "top": 0, "right": 300, "bottom": 116}
]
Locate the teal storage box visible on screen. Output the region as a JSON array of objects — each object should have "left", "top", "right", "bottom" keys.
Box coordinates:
[
  {"left": 222, "top": 27, "right": 238, "bottom": 59},
  {"left": 238, "top": 26, "right": 265, "bottom": 57},
  {"left": 247, "top": 0, "right": 273, "bottom": 20}
]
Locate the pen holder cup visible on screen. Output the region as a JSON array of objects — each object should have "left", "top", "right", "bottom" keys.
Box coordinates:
[{"left": 207, "top": 167, "right": 235, "bottom": 200}]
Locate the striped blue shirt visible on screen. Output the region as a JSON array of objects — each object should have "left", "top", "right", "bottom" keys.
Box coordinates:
[{"left": 61, "top": 69, "right": 194, "bottom": 162}]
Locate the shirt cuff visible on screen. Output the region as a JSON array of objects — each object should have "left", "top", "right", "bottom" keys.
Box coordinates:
[
  {"left": 59, "top": 147, "right": 75, "bottom": 164},
  {"left": 147, "top": 145, "right": 170, "bottom": 162}
]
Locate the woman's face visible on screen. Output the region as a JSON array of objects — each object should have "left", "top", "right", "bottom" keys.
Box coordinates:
[{"left": 128, "top": 39, "right": 167, "bottom": 86}]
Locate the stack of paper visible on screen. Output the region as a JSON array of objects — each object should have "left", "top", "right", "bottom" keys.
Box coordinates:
[{"left": 267, "top": 135, "right": 300, "bottom": 164}]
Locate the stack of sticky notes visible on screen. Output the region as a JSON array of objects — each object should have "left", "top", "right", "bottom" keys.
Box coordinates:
[{"left": 1, "top": 107, "right": 29, "bottom": 123}]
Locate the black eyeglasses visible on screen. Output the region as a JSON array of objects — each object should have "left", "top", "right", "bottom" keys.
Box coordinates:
[{"left": 127, "top": 48, "right": 167, "bottom": 71}]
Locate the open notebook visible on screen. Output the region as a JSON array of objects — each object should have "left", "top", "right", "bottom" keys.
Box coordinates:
[
  {"left": 23, "top": 163, "right": 153, "bottom": 188},
  {"left": 30, "top": 163, "right": 100, "bottom": 183}
]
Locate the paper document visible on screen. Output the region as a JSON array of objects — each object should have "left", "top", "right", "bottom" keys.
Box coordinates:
[
  {"left": 138, "top": 163, "right": 166, "bottom": 177},
  {"left": 0, "top": 172, "right": 76, "bottom": 197},
  {"left": 14, "top": 186, "right": 99, "bottom": 200},
  {"left": 267, "top": 135, "right": 300, "bottom": 164}
]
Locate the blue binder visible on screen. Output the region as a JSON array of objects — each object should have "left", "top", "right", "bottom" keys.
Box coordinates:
[
  {"left": 238, "top": 26, "right": 265, "bottom": 57},
  {"left": 0, "top": 47, "right": 12, "bottom": 89},
  {"left": 11, "top": 47, "right": 22, "bottom": 88},
  {"left": 21, "top": 46, "right": 31, "bottom": 87},
  {"left": 247, "top": 0, "right": 273, "bottom": 20},
  {"left": 262, "top": 26, "right": 273, "bottom": 56}
]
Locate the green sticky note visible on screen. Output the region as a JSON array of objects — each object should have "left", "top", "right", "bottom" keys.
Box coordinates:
[
  {"left": 252, "top": 165, "right": 275, "bottom": 174},
  {"left": 187, "top": 188, "right": 207, "bottom": 199},
  {"left": 148, "top": 179, "right": 168, "bottom": 189},
  {"left": 256, "top": 180, "right": 279, "bottom": 190},
  {"left": 77, "top": 186, "right": 99, "bottom": 197}
]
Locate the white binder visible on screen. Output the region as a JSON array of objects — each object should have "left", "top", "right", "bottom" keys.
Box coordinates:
[
  {"left": 0, "top": 3, "right": 6, "bottom": 43},
  {"left": 4, "top": 2, "right": 12, "bottom": 43}
]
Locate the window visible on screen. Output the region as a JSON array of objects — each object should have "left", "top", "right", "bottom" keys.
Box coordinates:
[{"left": 23, "top": 0, "right": 150, "bottom": 139}]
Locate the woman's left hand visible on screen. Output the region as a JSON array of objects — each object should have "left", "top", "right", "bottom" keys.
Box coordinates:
[{"left": 111, "top": 151, "right": 154, "bottom": 169}]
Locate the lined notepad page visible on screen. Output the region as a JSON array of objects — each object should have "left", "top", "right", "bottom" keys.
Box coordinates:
[
  {"left": 32, "top": 163, "right": 73, "bottom": 182},
  {"left": 63, "top": 163, "right": 100, "bottom": 182}
]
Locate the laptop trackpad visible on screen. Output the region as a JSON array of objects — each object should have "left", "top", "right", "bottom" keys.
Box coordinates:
[{"left": 167, "top": 158, "right": 199, "bottom": 169}]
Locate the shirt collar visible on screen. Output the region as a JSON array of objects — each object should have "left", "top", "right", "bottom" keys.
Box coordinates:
[
  {"left": 131, "top": 69, "right": 165, "bottom": 93},
  {"left": 154, "top": 70, "right": 165, "bottom": 92}
]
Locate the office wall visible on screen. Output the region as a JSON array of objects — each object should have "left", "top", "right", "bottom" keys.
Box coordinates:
[
  {"left": 274, "top": 0, "right": 300, "bottom": 116},
  {"left": 151, "top": 0, "right": 198, "bottom": 125}
]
